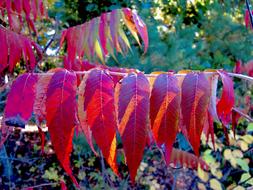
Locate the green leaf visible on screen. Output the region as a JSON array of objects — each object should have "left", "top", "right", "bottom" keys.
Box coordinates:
[
  {"left": 247, "top": 123, "right": 253, "bottom": 132},
  {"left": 239, "top": 173, "right": 251, "bottom": 183},
  {"left": 210, "top": 178, "right": 223, "bottom": 190},
  {"left": 236, "top": 159, "right": 249, "bottom": 172}
]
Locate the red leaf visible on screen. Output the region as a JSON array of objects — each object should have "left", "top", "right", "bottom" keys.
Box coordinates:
[
  {"left": 150, "top": 74, "right": 180, "bottom": 164},
  {"left": 81, "top": 69, "right": 118, "bottom": 174},
  {"left": 0, "top": 27, "right": 41, "bottom": 74},
  {"left": 116, "top": 72, "right": 150, "bottom": 182},
  {"left": 216, "top": 70, "right": 235, "bottom": 125},
  {"left": 181, "top": 72, "right": 211, "bottom": 156},
  {"left": 60, "top": 180, "right": 67, "bottom": 190},
  {"left": 122, "top": 8, "right": 140, "bottom": 46},
  {"left": 60, "top": 8, "right": 148, "bottom": 64},
  {"left": 46, "top": 69, "right": 79, "bottom": 188},
  {"left": 38, "top": 126, "right": 45, "bottom": 154},
  {"left": 7, "top": 32, "right": 22, "bottom": 72},
  {"left": 244, "top": 60, "right": 253, "bottom": 77},
  {"left": 4, "top": 73, "right": 38, "bottom": 128},
  {"left": 245, "top": 9, "right": 253, "bottom": 29},
  {"left": 233, "top": 60, "right": 243, "bottom": 74},
  {"left": 203, "top": 111, "right": 215, "bottom": 149},
  {"left": 78, "top": 74, "right": 98, "bottom": 156},
  {"left": 0, "top": 27, "right": 8, "bottom": 73},
  {"left": 169, "top": 148, "right": 209, "bottom": 170},
  {"left": 99, "top": 13, "right": 108, "bottom": 55},
  {"left": 132, "top": 10, "right": 149, "bottom": 53},
  {"left": 110, "top": 9, "right": 121, "bottom": 52}
]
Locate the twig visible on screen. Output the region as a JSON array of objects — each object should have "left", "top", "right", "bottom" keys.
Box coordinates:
[
  {"left": 0, "top": 156, "right": 39, "bottom": 164},
  {"left": 21, "top": 182, "right": 58, "bottom": 190},
  {"left": 232, "top": 107, "right": 253, "bottom": 122},
  {"left": 99, "top": 150, "right": 114, "bottom": 188},
  {"left": 172, "top": 169, "right": 178, "bottom": 190},
  {"left": 42, "top": 19, "right": 59, "bottom": 54},
  {"left": 33, "top": 70, "right": 253, "bottom": 83},
  {"left": 228, "top": 72, "right": 253, "bottom": 83},
  {"left": 0, "top": 145, "right": 12, "bottom": 187},
  {"left": 246, "top": 0, "right": 253, "bottom": 28}
]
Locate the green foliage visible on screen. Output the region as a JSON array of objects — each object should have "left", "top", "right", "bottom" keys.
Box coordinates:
[{"left": 107, "top": 0, "right": 253, "bottom": 72}]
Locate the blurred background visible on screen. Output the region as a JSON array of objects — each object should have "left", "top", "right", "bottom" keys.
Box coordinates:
[{"left": 41, "top": 0, "right": 253, "bottom": 73}]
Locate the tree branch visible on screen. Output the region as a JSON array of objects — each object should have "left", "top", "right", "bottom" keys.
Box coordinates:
[
  {"left": 232, "top": 107, "right": 253, "bottom": 122},
  {"left": 36, "top": 70, "right": 253, "bottom": 83}
]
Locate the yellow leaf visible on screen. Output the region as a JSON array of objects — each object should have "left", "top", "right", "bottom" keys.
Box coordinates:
[
  {"left": 177, "top": 70, "right": 192, "bottom": 74},
  {"left": 198, "top": 165, "right": 209, "bottom": 182},
  {"left": 232, "top": 149, "right": 243, "bottom": 158},
  {"left": 227, "top": 183, "right": 236, "bottom": 190},
  {"left": 94, "top": 40, "right": 104, "bottom": 64},
  {"left": 204, "top": 69, "right": 217, "bottom": 72},
  {"left": 197, "top": 182, "right": 207, "bottom": 190},
  {"left": 237, "top": 140, "right": 249, "bottom": 151},
  {"left": 230, "top": 157, "right": 237, "bottom": 168},
  {"left": 224, "top": 149, "right": 232, "bottom": 160},
  {"left": 233, "top": 186, "right": 245, "bottom": 190},
  {"left": 210, "top": 168, "right": 223, "bottom": 179},
  {"left": 229, "top": 138, "right": 236, "bottom": 146},
  {"left": 151, "top": 71, "right": 167, "bottom": 74},
  {"left": 210, "top": 178, "right": 223, "bottom": 190},
  {"left": 215, "top": 170, "right": 223, "bottom": 179},
  {"left": 240, "top": 135, "right": 253, "bottom": 144}
]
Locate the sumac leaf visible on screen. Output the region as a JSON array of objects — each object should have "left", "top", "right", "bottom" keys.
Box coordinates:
[
  {"left": 34, "top": 71, "right": 54, "bottom": 123},
  {"left": 116, "top": 72, "right": 150, "bottom": 182},
  {"left": 181, "top": 72, "right": 211, "bottom": 156},
  {"left": 60, "top": 8, "right": 148, "bottom": 65},
  {"left": 0, "top": 0, "right": 47, "bottom": 33},
  {"left": 46, "top": 68, "right": 79, "bottom": 187},
  {"left": 169, "top": 148, "right": 209, "bottom": 170},
  {"left": 0, "top": 27, "right": 41, "bottom": 74},
  {"left": 4, "top": 73, "right": 38, "bottom": 128},
  {"left": 78, "top": 74, "right": 98, "bottom": 156},
  {"left": 132, "top": 10, "right": 148, "bottom": 53},
  {"left": 216, "top": 70, "right": 235, "bottom": 125},
  {"left": 79, "top": 69, "right": 118, "bottom": 174},
  {"left": 150, "top": 74, "right": 180, "bottom": 164}
]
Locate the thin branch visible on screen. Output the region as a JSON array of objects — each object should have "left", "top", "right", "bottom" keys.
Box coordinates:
[
  {"left": 232, "top": 107, "right": 253, "bottom": 122},
  {"left": 21, "top": 182, "right": 58, "bottom": 190},
  {"left": 42, "top": 19, "right": 60, "bottom": 54},
  {"left": 0, "top": 156, "right": 39, "bottom": 164},
  {"left": 37, "top": 70, "right": 253, "bottom": 83},
  {"left": 246, "top": 0, "right": 253, "bottom": 28},
  {"left": 228, "top": 72, "right": 253, "bottom": 83}
]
